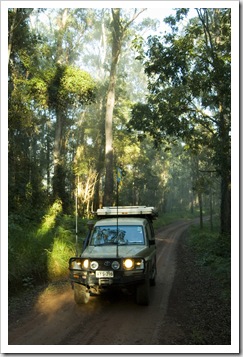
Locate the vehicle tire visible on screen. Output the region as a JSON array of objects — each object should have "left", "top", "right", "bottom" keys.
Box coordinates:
[
  {"left": 150, "top": 265, "right": 156, "bottom": 286},
  {"left": 136, "top": 277, "right": 150, "bottom": 305},
  {"left": 74, "top": 283, "right": 90, "bottom": 304}
]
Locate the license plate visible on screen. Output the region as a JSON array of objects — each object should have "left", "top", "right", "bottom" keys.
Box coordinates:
[{"left": 96, "top": 271, "right": 114, "bottom": 278}]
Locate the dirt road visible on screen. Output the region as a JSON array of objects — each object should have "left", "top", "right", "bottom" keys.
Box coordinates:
[{"left": 8, "top": 220, "right": 194, "bottom": 345}]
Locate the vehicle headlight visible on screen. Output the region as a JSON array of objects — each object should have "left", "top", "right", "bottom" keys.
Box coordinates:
[
  {"left": 69, "top": 258, "right": 90, "bottom": 270},
  {"left": 123, "top": 258, "right": 144, "bottom": 270},
  {"left": 70, "top": 259, "right": 82, "bottom": 270},
  {"left": 90, "top": 261, "right": 99, "bottom": 270},
  {"left": 111, "top": 261, "right": 120, "bottom": 270},
  {"left": 83, "top": 259, "right": 89, "bottom": 269},
  {"left": 123, "top": 259, "right": 134, "bottom": 270},
  {"left": 135, "top": 259, "right": 144, "bottom": 270}
]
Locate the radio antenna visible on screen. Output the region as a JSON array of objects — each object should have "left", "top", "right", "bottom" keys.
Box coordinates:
[
  {"left": 75, "top": 185, "right": 78, "bottom": 256},
  {"left": 116, "top": 167, "right": 123, "bottom": 257}
]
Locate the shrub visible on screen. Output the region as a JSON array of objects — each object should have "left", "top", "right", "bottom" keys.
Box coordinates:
[
  {"left": 8, "top": 205, "right": 89, "bottom": 294},
  {"left": 188, "top": 222, "right": 231, "bottom": 299},
  {"left": 45, "top": 237, "right": 75, "bottom": 281}
]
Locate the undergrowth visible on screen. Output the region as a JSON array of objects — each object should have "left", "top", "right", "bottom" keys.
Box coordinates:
[
  {"left": 8, "top": 200, "right": 89, "bottom": 295},
  {"left": 188, "top": 220, "right": 231, "bottom": 301},
  {"left": 153, "top": 210, "right": 200, "bottom": 229}
]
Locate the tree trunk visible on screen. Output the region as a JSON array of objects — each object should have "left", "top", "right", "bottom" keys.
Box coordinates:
[
  {"left": 46, "top": 126, "right": 51, "bottom": 194},
  {"left": 52, "top": 107, "right": 68, "bottom": 211},
  {"left": 103, "top": 8, "right": 145, "bottom": 206},
  {"left": 8, "top": 8, "right": 17, "bottom": 65},
  {"left": 198, "top": 192, "right": 203, "bottom": 229},
  {"left": 52, "top": 9, "right": 69, "bottom": 210},
  {"left": 8, "top": 9, "right": 33, "bottom": 65},
  {"left": 93, "top": 172, "right": 101, "bottom": 211},
  {"left": 103, "top": 9, "right": 122, "bottom": 206},
  {"left": 209, "top": 183, "right": 213, "bottom": 231},
  {"left": 220, "top": 169, "right": 231, "bottom": 236},
  {"left": 218, "top": 107, "right": 231, "bottom": 236},
  {"left": 103, "top": 80, "right": 115, "bottom": 205}
]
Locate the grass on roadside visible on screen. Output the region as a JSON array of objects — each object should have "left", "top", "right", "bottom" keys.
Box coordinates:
[
  {"left": 8, "top": 201, "right": 89, "bottom": 294},
  {"left": 153, "top": 210, "right": 200, "bottom": 230},
  {"left": 188, "top": 220, "right": 231, "bottom": 301}
]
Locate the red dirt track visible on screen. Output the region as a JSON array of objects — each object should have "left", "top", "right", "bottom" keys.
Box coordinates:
[{"left": 8, "top": 220, "right": 196, "bottom": 346}]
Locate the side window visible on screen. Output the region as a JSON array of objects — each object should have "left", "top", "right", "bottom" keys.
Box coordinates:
[{"left": 145, "top": 224, "right": 152, "bottom": 241}]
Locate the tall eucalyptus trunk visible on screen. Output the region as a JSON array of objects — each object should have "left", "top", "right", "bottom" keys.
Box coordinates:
[
  {"left": 103, "top": 8, "right": 145, "bottom": 206},
  {"left": 52, "top": 9, "right": 69, "bottom": 209},
  {"left": 103, "top": 9, "right": 122, "bottom": 206}
]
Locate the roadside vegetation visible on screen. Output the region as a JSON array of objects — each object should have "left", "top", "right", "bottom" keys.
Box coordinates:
[
  {"left": 8, "top": 200, "right": 89, "bottom": 294},
  {"left": 154, "top": 211, "right": 231, "bottom": 303},
  {"left": 153, "top": 210, "right": 199, "bottom": 229},
  {"left": 160, "top": 218, "right": 231, "bottom": 345},
  {"left": 188, "top": 219, "right": 231, "bottom": 301},
  {"left": 162, "top": 218, "right": 231, "bottom": 345}
]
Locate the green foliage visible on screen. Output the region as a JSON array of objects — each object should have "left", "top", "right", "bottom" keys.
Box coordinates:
[
  {"left": 134, "top": 9, "right": 231, "bottom": 143},
  {"left": 153, "top": 210, "right": 199, "bottom": 229},
  {"left": 8, "top": 223, "right": 48, "bottom": 290},
  {"left": 8, "top": 203, "right": 88, "bottom": 295},
  {"left": 48, "top": 64, "right": 96, "bottom": 110},
  {"left": 45, "top": 235, "right": 75, "bottom": 281},
  {"left": 188, "top": 222, "right": 231, "bottom": 299},
  {"left": 61, "top": 65, "right": 96, "bottom": 102},
  {"left": 37, "top": 199, "right": 63, "bottom": 236},
  {"left": 130, "top": 8, "right": 231, "bottom": 235}
]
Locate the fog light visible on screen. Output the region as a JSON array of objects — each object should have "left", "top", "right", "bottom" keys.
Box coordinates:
[
  {"left": 111, "top": 261, "right": 120, "bottom": 270},
  {"left": 90, "top": 261, "right": 99, "bottom": 270}
]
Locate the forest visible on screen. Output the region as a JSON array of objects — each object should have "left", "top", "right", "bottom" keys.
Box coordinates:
[{"left": 8, "top": 7, "right": 231, "bottom": 291}]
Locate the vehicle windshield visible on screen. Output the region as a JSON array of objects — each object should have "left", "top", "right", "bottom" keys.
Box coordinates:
[{"left": 90, "top": 225, "right": 144, "bottom": 246}]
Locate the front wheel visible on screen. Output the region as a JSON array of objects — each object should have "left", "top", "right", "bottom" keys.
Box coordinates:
[
  {"left": 74, "top": 283, "right": 90, "bottom": 304},
  {"left": 136, "top": 277, "right": 150, "bottom": 305}
]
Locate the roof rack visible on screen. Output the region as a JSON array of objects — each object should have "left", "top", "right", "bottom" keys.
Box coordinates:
[{"left": 96, "top": 206, "right": 158, "bottom": 219}]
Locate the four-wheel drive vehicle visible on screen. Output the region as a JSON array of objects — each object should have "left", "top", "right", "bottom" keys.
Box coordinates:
[{"left": 69, "top": 206, "right": 157, "bottom": 305}]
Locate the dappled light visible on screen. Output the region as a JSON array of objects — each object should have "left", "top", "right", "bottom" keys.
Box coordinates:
[
  {"left": 45, "top": 237, "right": 74, "bottom": 280},
  {"left": 7, "top": 6, "right": 234, "bottom": 351},
  {"left": 156, "top": 237, "right": 174, "bottom": 243},
  {"left": 37, "top": 199, "right": 63, "bottom": 237}
]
